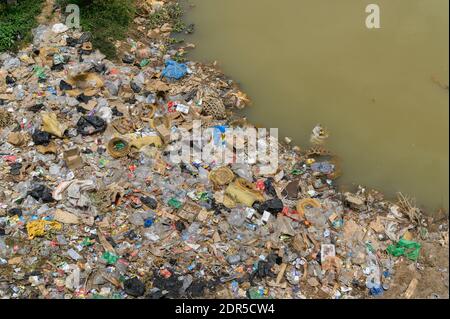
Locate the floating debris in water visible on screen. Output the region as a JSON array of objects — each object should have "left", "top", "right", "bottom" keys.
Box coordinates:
[{"left": 310, "top": 124, "right": 329, "bottom": 145}]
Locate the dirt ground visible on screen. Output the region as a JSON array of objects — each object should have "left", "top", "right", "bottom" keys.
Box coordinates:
[
  {"left": 36, "top": 0, "right": 58, "bottom": 25},
  {"left": 381, "top": 240, "right": 449, "bottom": 299}
]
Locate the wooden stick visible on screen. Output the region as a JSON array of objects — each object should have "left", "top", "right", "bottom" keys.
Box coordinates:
[
  {"left": 276, "top": 263, "right": 287, "bottom": 284},
  {"left": 404, "top": 278, "right": 418, "bottom": 299}
]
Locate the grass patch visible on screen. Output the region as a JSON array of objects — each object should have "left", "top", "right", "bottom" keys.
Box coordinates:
[
  {"left": 0, "top": 0, "right": 44, "bottom": 52},
  {"left": 57, "top": 0, "right": 136, "bottom": 59},
  {"left": 147, "top": 1, "right": 186, "bottom": 33}
]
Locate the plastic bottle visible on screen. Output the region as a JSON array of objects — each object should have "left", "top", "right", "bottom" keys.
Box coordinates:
[
  {"left": 198, "top": 166, "right": 209, "bottom": 184},
  {"left": 227, "top": 254, "right": 241, "bottom": 265},
  {"left": 181, "top": 222, "right": 201, "bottom": 243},
  {"left": 0, "top": 238, "right": 8, "bottom": 258},
  {"left": 365, "top": 249, "right": 383, "bottom": 295},
  {"left": 227, "top": 209, "right": 246, "bottom": 227},
  {"left": 14, "top": 85, "right": 25, "bottom": 100},
  {"left": 304, "top": 207, "right": 327, "bottom": 228}
]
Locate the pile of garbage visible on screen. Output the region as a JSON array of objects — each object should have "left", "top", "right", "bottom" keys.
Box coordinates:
[{"left": 0, "top": 21, "right": 448, "bottom": 299}]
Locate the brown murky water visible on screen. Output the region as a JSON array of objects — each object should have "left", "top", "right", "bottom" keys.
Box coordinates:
[{"left": 182, "top": 0, "right": 449, "bottom": 212}]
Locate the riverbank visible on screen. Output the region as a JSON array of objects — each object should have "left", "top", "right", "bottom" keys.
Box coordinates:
[{"left": 0, "top": 0, "right": 448, "bottom": 299}]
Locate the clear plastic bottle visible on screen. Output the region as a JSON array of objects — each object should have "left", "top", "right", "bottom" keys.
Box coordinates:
[
  {"left": 365, "top": 250, "right": 381, "bottom": 290},
  {"left": 304, "top": 207, "right": 327, "bottom": 228},
  {"left": 0, "top": 237, "right": 9, "bottom": 259},
  {"left": 181, "top": 222, "right": 202, "bottom": 243},
  {"left": 198, "top": 166, "right": 209, "bottom": 184},
  {"left": 227, "top": 209, "right": 246, "bottom": 227}
]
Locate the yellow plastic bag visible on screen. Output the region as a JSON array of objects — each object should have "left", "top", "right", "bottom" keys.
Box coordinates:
[
  {"left": 26, "top": 220, "right": 62, "bottom": 239},
  {"left": 42, "top": 112, "right": 66, "bottom": 138},
  {"left": 225, "top": 178, "right": 264, "bottom": 207}
]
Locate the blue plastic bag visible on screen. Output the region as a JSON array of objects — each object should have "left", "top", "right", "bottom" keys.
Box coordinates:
[
  {"left": 369, "top": 286, "right": 384, "bottom": 296},
  {"left": 161, "top": 59, "right": 188, "bottom": 80}
]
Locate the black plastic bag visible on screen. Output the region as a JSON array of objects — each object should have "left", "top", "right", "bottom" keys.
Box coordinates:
[
  {"left": 27, "top": 184, "right": 55, "bottom": 203},
  {"left": 264, "top": 177, "right": 277, "bottom": 197},
  {"left": 76, "top": 115, "right": 107, "bottom": 136},
  {"left": 8, "top": 208, "right": 22, "bottom": 216},
  {"left": 122, "top": 54, "right": 135, "bottom": 64},
  {"left": 28, "top": 103, "right": 44, "bottom": 113},
  {"left": 124, "top": 277, "right": 146, "bottom": 297},
  {"left": 253, "top": 198, "right": 284, "bottom": 215},
  {"left": 59, "top": 80, "right": 73, "bottom": 91},
  {"left": 32, "top": 130, "right": 51, "bottom": 145},
  {"left": 130, "top": 81, "right": 142, "bottom": 93},
  {"left": 9, "top": 162, "right": 22, "bottom": 175},
  {"left": 6, "top": 75, "right": 16, "bottom": 85},
  {"left": 140, "top": 196, "right": 158, "bottom": 209}
]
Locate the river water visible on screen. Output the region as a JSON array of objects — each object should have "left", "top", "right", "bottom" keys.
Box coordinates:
[{"left": 182, "top": 0, "right": 449, "bottom": 212}]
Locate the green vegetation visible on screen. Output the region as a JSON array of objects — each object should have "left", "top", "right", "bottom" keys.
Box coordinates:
[
  {"left": 147, "top": 2, "right": 185, "bottom": 33},
  {"left": 0, "top": 0, "right": 44, "bottom": 52},
  {"left": 57, "top": 0, "right": 137, "bottom": 58},
  {"left": 1, "top": 0, "right": 187, "bottom": 58}
]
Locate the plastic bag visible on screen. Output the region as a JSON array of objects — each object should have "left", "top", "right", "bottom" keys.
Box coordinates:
[
  {"left": 76, "top": 115, "right": 107, "bottom": 136},
  {"left": 27, "top": 184, "right": 55, "bottom": 203},
  {"left": 387, "top": 238, "right": 422, "bottom": 261},
  {"left": 124, "top": 278, "right": 145, "bottom": 297},
  {"left": 42, "top": 112, "right": 66, "bottom": 138},
  {"left": 161, "top": 59, "right": 188, "bottom": 80}
]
